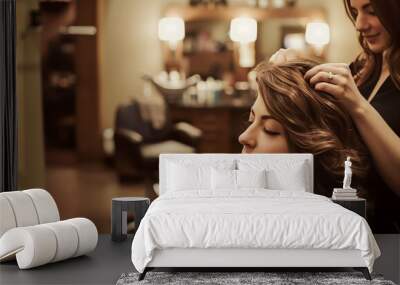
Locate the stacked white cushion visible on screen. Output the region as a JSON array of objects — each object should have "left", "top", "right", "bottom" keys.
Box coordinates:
[
  {"left": 42, "top": 221, "right": 78, "bottom": 262},
  {"left": 0, "top": 191, "right": 40, "bottom": 227},
  {"left": 0, "top": 225, "right": 57, "bottom": 267},
  {"left": 24, "top": 188, "right": 60, "bottom": 224},
  {"left": 0, "top": 196, "right": 17, "bottom": 237},
  {"left": 66, "top": 218, "right": 98, "bottom": 257},
  {"left": 0, "top": 189, "right": 60, "bottom": 236},
  {"left": 0, "top": 189, "right": 98, "bottom": 269}
]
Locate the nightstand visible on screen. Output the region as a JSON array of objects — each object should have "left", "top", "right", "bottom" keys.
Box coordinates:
[
  {"left": 331, "top": 197, "right": 366, "bottom": 218},
  {"left": 111, "top": 197, "right": 150, "bottom": 242}
]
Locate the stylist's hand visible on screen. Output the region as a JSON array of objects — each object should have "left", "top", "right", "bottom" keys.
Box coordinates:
[
  {"left": 269, "top": 48, "right": 302, "bottom": 64},
  {"left": 304, "top": 63, "right": 367, "bottom": 114}
]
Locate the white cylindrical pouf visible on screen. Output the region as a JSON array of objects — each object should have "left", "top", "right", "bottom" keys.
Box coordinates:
[
  {"left": 0, "top": 195, "right": 17, "bottom": 238},
  {"left": 1, "top": 192, "right": 39, "bottom": 227},
  {"left": 0, "top": 226, "right": 57, "bottom": 269},
  {"left": 66, "top": 218, "right": 98, "bottom": 257},
  {"left": 23, "top": 189, "right": 60, "bottom": 224},
  {"left": 43, "top": 221, "right": 79, "bottom": 262}
]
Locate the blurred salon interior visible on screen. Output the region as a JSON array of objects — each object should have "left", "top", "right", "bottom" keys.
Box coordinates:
[{"left": 17, "top": 0, "right": 361, "bottom": 233}]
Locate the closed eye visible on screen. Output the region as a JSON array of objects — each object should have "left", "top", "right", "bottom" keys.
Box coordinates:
[{"left": 263, "top": 128, "right": 281, "bottom": 136}]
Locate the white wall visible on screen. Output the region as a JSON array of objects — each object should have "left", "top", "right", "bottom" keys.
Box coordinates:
[
  {"left": 297, "top": 0, "right": 361, "bottom": 62},
  {"left": 16, "top": 0, "right": 46, "bottom": 188},
  {"left": 99, "top": 0, "right": 177, "bottom": 130},
  {"left": 259, "top": 0, "right": 361, "bottom": 62}
]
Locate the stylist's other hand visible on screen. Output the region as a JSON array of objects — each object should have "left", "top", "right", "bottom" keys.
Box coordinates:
[
  {"left": 304, "top": 63, "right": 367, "bottom": 114},
  {"left": 269, "top": 48, "right": 301, "bottom": 64}
]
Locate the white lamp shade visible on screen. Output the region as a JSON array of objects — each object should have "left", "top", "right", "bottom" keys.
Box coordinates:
[
  {"left": 229, "top": 17, "right": 257, "bottom": 44},
  {"left": 158, "top": 17, "right": 185, "bottom": 42},
  {"left": 305, "top": 22, "right": 330, "bottom": 46}
]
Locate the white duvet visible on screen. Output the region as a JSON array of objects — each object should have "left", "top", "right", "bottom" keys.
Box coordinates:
[{"left": 131, "top": 190, "right": 380, "bottom": 273}]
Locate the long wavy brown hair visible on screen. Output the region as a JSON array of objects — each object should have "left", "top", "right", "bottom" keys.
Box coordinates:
[
  {"left": 255, "top": 60, "right": 369, "bottom": 193},
  {"left": 344, "top": 0, "right": 400, "bottom": 89}
]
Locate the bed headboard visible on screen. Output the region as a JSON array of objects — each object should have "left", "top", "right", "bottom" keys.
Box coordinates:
[{"left": 159, "top": 153, "right": 314, "bottom": 195}]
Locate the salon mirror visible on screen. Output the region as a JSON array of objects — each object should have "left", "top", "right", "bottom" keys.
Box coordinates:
[{"left": 162, "top": 5, "right": 327, "bottom": 81}]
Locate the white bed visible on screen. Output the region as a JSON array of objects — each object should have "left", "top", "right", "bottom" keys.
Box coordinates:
[{"left": 131, "top": 154, "right": 380, "bottom": 280}]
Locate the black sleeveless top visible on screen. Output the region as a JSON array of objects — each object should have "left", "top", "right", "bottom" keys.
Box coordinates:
[{"left": 356, "top": 63, "right": 400, "bottom": 233}]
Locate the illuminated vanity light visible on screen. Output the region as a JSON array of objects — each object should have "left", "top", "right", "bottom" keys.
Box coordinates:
[
  {"left": 229, "top": 17, "right": 257, "bottom": 44},
  {"left": 158, "top": 17, "right": 185, "bottom": 43},
  {"left": 305, "top": 22, "right": 330, "bottom": 46}
]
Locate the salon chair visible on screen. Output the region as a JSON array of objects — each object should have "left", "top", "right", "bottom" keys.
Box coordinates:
[{"left": 113, "top": 100, "right": 202, "bottom": 198}]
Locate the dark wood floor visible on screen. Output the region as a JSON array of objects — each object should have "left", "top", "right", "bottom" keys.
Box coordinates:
[{"left": 45, "top": 162, "right": 147, "bottom": 233}]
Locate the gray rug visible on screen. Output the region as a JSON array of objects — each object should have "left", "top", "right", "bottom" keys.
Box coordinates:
[{"left": 116, "top": 271, "right": 396, "bottom": 285}]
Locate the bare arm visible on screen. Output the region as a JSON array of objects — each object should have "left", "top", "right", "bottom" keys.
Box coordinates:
[{"left": 305, "top": 63, "right": 400, "bottom": 195}]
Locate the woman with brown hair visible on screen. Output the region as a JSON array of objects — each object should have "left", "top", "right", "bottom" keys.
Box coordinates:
[
  {"left": 239, "top": 59, "right": 369, "bottom": 197},
  {"left": 270, "top": 0, "right": 400, "bottom": 233}
]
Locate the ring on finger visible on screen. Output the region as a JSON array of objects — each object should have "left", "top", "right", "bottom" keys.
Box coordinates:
[{"left": 327, "top": 71, "right": 334, "bottom": 80}]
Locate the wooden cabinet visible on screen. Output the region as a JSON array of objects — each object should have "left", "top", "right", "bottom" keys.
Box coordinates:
[
  {"left": 170, "top": 103, "right": 250, "bottom": 153},
  {"left": 184, "top": 51, "right": 234, "bottom": 79}
]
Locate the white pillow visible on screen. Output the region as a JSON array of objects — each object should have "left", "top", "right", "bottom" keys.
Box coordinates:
[
  {"left": 266, "top": 163, "right": 307, "bottom": 191},
  {"left": 237, "top": 169, "right": 267, "bottom": 188},
  {"left": 211, "top": 168, "right": 236, "bottom": 190},
  {"left": 211, "top": 169, "right": 267, "bottom": 190},
  {"left": 167, "top": 163, "right": 209, "bottom": 191},
  {"left": 238, "top": 159, "right": 309, "bottom": 191},
  {"left": 167, "top": 160, "right": 235, "bottom": 192}
]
